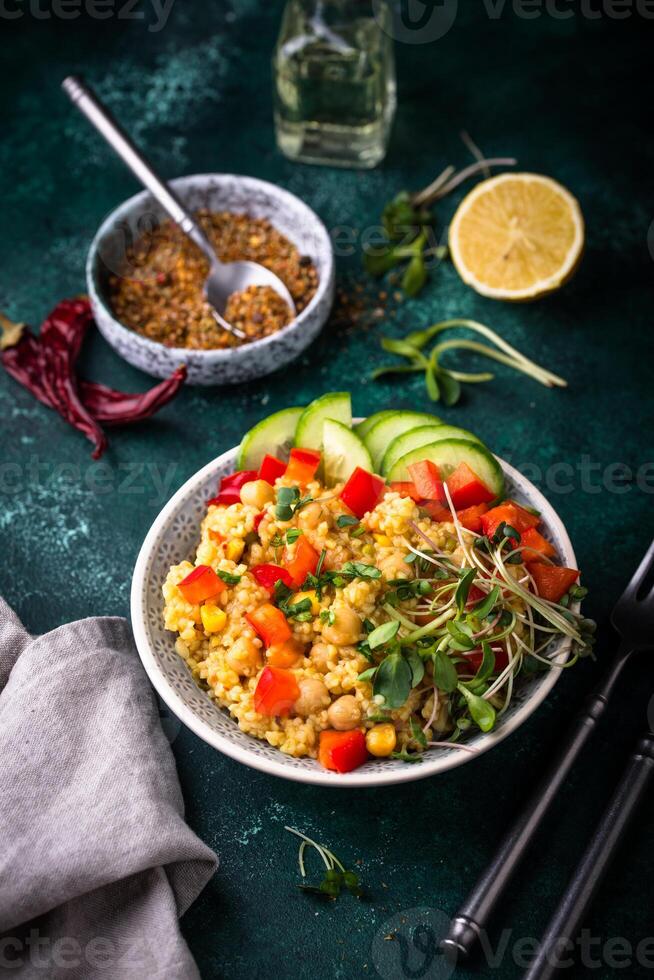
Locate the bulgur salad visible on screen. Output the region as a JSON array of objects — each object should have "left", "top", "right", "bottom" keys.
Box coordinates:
[{"left": 162, "top": 393, "right": 593, "bottom": 773}]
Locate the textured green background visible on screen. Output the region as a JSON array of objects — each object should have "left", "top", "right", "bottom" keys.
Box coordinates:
[{"left": 2, "top": 3, "right": 654, "bottom": 978}]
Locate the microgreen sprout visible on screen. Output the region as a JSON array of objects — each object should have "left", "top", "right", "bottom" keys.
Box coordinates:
[
  {"left": 285, "top": 827, "right": 363, "bottom": 900},
  {"left": 364, "top": 144, "right": 517, "bottom": 298},
  {"left": 373, "top": 318, "right": 566, "bottom": 405}
]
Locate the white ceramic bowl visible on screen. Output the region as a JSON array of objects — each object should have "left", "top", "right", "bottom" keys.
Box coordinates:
[
  {"left": 87, "top": 174, "right": 335, "bottom": 386},
  {"left": 131, "top": 446, "right": 577, "bottom": 787}
]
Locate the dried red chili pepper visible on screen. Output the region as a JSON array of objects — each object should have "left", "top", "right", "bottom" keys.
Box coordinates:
[
  {"left": 1, "top": 298, "right": 186, "bottom": 458},
  {"left": 78, "top": 366, "right": 186, "bottom": 424},
  {"left": 37, "top": 298, "right": 108, "bottom": 458}
]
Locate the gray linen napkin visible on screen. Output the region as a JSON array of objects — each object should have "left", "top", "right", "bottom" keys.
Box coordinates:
[{"left": 0, "top": 599, "right": 217, "bottom": 979}]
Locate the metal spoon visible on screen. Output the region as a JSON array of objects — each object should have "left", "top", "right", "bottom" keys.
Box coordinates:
[{"left": 62, "top": 75, "right": 295, "bottom": 342}]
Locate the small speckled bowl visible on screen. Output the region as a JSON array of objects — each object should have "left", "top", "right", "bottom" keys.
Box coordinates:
[
  {"left": 86, "top": 174, "right": 335, "bottom": 386},
  {"left": 131, "top": 444, "right": 578, "bottom": 788}
]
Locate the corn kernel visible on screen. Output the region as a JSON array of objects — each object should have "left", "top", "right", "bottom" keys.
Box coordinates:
[
  {"left": 374, "top": 534, "right": 392, "bottom": 547},
  {"left": 366, "top": 723, "right": 397, "bottom": 757},
  {"left": 292, "top": 590, "right": 320, "bottom": 615},
  {"left": 226, "top": 539, "right": 244, "bottom": 562},
  {"left": 200, "top": 604, "right": 227, "bottom": 633}
]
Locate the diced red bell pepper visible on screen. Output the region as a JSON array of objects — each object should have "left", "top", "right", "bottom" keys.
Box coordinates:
[
  {"left": 339, "top": 467, "right": 385, "bottom": 519},
  {"left": 258, "top": 454, "right": 287, "bottom": 485},
  {"left": 254, "top": 665, "right": 300, "bottom": 716},
  {"left": 207, "top": 469, "right": 258, "bottom": 506},
  {"left": 520, "top": 527, "right": 557, "bottom": 564},
  {"left": 266, "top": 638, "right": 305, "bottom": 668},
  {"left": 481, "top": 501, "right": 539, "bottom": 540},
  {"left": 285, "top": 448, "right": 321, "bottom": 484},
  {"left": 456, "top": 502, "right": 489, "bottom": 533},
  {"left": 284, "top": 536, "right": 319, "bottom": 588},
  {"left": 530, "top": 565, "right": 580, "bottom": 603},
  {"left": 446, "top": 462, "right": 495, "bottom": 509},
  {"left": 389, "top": 481, "right": 422, "bottom": 502},
  {"left": 254, "top": 512, "right": 265, "bottom": 533},
  {"left": 318, "top": 729, "right": 369, "bottom": 773},
  {"left": 407, "top": 460, "right": 445, "bottom": 502},
  {"left": 178, "top": 565, "right": 226, "bottom": 604},
  {"left": 251, "top": 563, "right": 293, "bottom": 591},
  {"left": 462, "top": 647, "right": 509, "bottom": 674},
  {"left": 421, "top": 500, "right": 452, "bottom": 522},
  {"left": 246, "top": 603, "right": 292, "bottom": 647}
]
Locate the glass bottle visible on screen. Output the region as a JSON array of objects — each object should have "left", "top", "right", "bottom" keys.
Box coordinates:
[{"left": 273, "top": 0, "right": 396, "bottom": 169}]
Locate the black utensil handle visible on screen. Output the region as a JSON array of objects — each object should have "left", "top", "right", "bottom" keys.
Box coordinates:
[
  {"left": 523, "top": 732, "right": 654, "bottom": 980},
  {"left": 441, "top": 650, "right": 631, "bottom": 961}
]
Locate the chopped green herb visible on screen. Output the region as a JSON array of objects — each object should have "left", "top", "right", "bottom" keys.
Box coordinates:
[
  {"left": 217, "top": 569, "right": 241, "bottom": 585},
  {"left": 410, "top": 717, "right": 428, "bottom": 748},
  {"left": 315, "top": 548, "right": 327, "bottom": 579},
  {"left": 339, "top": 561, "right": 381, "bottom": 580},
  {"left": 390, "top": 750, "right": 423, "bottom": 763},
  {"left": 336, "top": 515, "right": 359, "bottom": 528}
]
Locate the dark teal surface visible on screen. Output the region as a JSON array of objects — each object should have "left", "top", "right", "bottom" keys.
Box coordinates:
[{"left": 2, "top": 4, "right": 654, "bottom": 979}]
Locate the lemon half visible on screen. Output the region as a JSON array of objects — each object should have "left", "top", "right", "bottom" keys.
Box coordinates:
[{"left": 449, "top": 173, "right": 584, "bottom": 301}]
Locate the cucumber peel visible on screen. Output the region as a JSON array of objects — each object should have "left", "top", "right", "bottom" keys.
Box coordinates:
[
  {"left": 322, "top": 419, "right": 373, "bottom": 486},
  {"left": 381, "top": 424, "right": 483, "bottom": 477},
  {"left": 388, "top": 438, "right": 505, "bottom": 501},
  {"left": 237, "top": 406, "right": 304, "bottom": 470},
  {"left": 364, "top": 411, "right": 442, "bottom": 472},
  {"left": 295, "top": 392, "right": 352, "bottom": 450}
]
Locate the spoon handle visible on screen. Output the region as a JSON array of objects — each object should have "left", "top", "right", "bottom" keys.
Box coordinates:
[{"left": 62, "top": 75, "right": 215, "bottom": 263}]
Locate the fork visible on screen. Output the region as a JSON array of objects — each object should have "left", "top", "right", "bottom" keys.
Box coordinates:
[
  {"left": 523, "top": 729, "right": 654, "bottom": 979},
  {"left": 441, "top": 538, "right": 654, "bottom": 962}
]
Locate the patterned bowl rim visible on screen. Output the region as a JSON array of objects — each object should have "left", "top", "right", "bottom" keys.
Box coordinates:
[
  {"left": 131, "top": 444, "right": 577, "bottom": 788},
  {"left": 86, "top": 172, "right": 335, "bottom": 362}
]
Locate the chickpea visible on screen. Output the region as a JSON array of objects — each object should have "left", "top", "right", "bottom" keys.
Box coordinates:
[
  {"left": 225, "top": 637, "right": 262, "bottom": 677},
  {"left": 294, "top": 677, "right": 330, "bottom": 717},
  {"left": 322, "top": 606, "right": 362, "bottom": 646},
  {"left": 298, "top": 501, "right": 323, "bottom": 530},
  {"left": 327, "top": 695, "right": 361, "bottom": 731},
  {"left": 366, "top": 723, "right": 397, "bottom": 757},
  {"left": 432, "top": 699, "right": 453, "bottom": 734},
  {"left": 379, "top": 553, "right": 414, "bottom": 582},
  {"left": 309, "top": 642, "right": 334, "bottom": 673},
  {"left": 240, "top": 480, "right": 274, "bottom": 509}
]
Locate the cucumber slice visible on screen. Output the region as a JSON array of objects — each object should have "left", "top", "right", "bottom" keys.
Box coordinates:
[
  {"left": 354, "top": 410, "right": 396, "bottom": 440},
  {"left": 295, "top": 392, "right": 352, "bottom": 450},
  {"left": 322, "top": 419, "right": 373, "bottom": 486},
  {"left": 381, "top": 424, "right": 484, "bottom": 477},
  {"left": 364, "top": 411, "right": 442, "bottom": 472},
  {"left": 388, "top": 438, "right": 504, "bottom": 500},
  {"left": 236, "top": 406, "right": 303, "bottom": 470}
]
